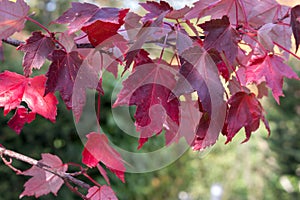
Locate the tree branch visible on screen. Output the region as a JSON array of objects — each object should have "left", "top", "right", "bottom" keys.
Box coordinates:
[{"left": 0, "top": 146, "right": 91, "bottom": 190}]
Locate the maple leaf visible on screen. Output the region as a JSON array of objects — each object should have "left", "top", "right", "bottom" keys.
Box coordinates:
[
  {"left": 82, "top": 132, "right": 126, "bottom": 183},
  {"left": 81, "top": 8, "right": 129, "bottom": 47},
  {"left": 20, "top": 154, "right": 68, "bottom": 198},
  {"left": 247, "top": 0, "right": 289, "bottom": 28},
  {"left": 222, "top": 92, "right": 270, "bottom": 143},
  {"left": 291, "top": 5, "right": 300, "bottom": 52},
  {"left": 114, "top": 61, "right": 179, "bottom": 148},
  {"left": 7, "top": 106, "right": 36, "bottom": 134},
  {"left": 185, "top": 0, "right": 256, "bottom": 24},
  {"left": 245, "top": 54, "right": 299, "bottom": 103},
  {"left": 53, "top": 2, "right": 99, "bottom": 33},
  {"left": 17, "top": 31, "right": 55, "bottom": 77},
  {"left": 173, "top": 46, "right": 226, "bottom": 149},
  {"left": 0, "top": 71, "right": 58, "bottom": 121},
  {"left": 164, "top": 96, "right": 201, "bottom": 146},
  {"left": 123, "top": 13, "right": 165, "bottom": 73},
  {"left": 257, "top": 23, "right": 292, "bottom": 59},
  {"left": 140, "top": 1, "right": 190, "bottom": 20},
  {"left": 140, "top": 1, "right": 172, "bottom": 21},
  {"left": 199, "top": 16, "right": 239, "bottom": 64},
  {"left": 86, "top": 186, "right": 118, "bottom": 200},
  {"left": 0, "top": 0, "right": 29, "bottom": 40},
  {"left": 72, "top": 51, "right": 104, "bottom": 122},
  {"left": 45, "top": 50, "right": 83, "bottom": 109}
]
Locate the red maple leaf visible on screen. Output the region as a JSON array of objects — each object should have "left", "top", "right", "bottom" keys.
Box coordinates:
[
  {"left": 199, "top": 16, "right": 239, "bottom": 64},
  {"left": 72, "top": 51, "right": 104, "bottom": 122},
  {"left": 0, "top": 0, "right": 29, "bottom": 39},
  {"left": 82, "top": 132, "right": 126, "bottom": 183},
  {"left": 7, "top": 106, "right": 36, "bottom": 134},
  {"left": 81, "top": 8, "right": 129, "bottom": 47},
  {"left": 140, "top": 1, "right": 190, "bottom": 20},
  {"left": 222, "top": 92, "right": 270, "bottom": 143},
  {"left": 86, "top": 186, "right": 118, "bottom": 200},
  {"left": 20, "top": 154, "right": 68, "bottom": 198},
  {"left": 245, "top": 54, "right": 299, "bottom": 103},
  {"left": 53, "top": 2, "right": 99, "bottom": 33},
  {"left": 0, "top": 71, "right": 58, "bottom": 121},
  {"left": 45, "top": 50, "right": 83, "bottom": 109},
  {"left": 17, "top": 31, "right": 55, "bottom": 77},
  {"left": 114, "top": 61, "right": 179, "bottom": 148},
  {"left": 291, "top": 5, "right": 300, "bottom": 52},
  {"left": 172, "top": 46, "right": 226, "bottom": 149}
]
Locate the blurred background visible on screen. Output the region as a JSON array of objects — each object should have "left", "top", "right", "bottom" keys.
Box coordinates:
[{"left": 0, "top": 0, "right": 299, "bottom": 199}]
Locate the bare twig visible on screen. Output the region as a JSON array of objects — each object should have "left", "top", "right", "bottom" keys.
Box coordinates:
[{"left": 0, "top": 146, "right": 91, "bottom": 190}]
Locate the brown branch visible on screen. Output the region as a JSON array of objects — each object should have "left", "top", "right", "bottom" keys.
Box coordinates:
[
  {"left": 2, "top": 35, "right": 204, "bottom": 49},
  {"left": 0, "top": 146, "right": 91, "bottom": 190}
]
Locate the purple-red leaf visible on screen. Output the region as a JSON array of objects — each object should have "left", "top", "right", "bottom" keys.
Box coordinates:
[
  {"left": 53, "top": 2, "right": 99, "bottom": 33},
  {"left": 173, "top": 46, "right": 226, "bottom": 150},
  {"left": 0, "top": 71, "right": 58, "bottom": 121},
  {"left": 199, "top": 16, "right": 239, "bottom": 64},
  {"left": 17, "top": 31, "right": 55, "bottom": 77},
  {"left": 45, "top": 50, "right": 83, "bottom": 109},
  {"left": 7, "top": 106, "right": 36, "bottom": 134},
  {"left": 82, "top": 132, "right": 126, "bottom": 183},
  {"left": 291, "top": 5, "right": 300, "bottom": 52},
  {"left": 140, "top": 1, "right": 190, "bottom": 20},
  {"left": 0, "top": 0, "right": 29, "bottom": 39},
  {"left": 20, "top": 154, "right": 68, "bottom": 198},
  {"left": 222, "top": 92, "right": 270, "bottom": 143},
  {"left": 245, "top": 54, "right": 299, "bottom": 103},
  {"left": 114, "top": 61, "right": 179, "bottom": 148},
  {"left": 86, "top": 186, "right": 118, "bottom": 200}
]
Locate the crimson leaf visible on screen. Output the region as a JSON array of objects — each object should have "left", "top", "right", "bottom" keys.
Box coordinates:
[
  {"left": 82, "top": 132, "right": 126, "bottom": 183},
  {"left": 81, "top": 8, "right": 129, "bottom": 46},
  {"left": 20, "top": 154, "right": 68, "bottom": 198},
  {"left": 222, "top": 92, "right": 270, "bottom": 143},
  {"left": 17, "top": 31, "right": 55, "bottom": 77},
  {"left": 0, "top": 71, "right": 58, "bottom": 121},
  {"left": 0, "top": 0, "right": 29, "bottom": 39},
  {"left": 245, "top": 54, "right": 299, "bottom": 103},
  {"left": 7, "top": 106, "right": 36, "bottom": 134}
]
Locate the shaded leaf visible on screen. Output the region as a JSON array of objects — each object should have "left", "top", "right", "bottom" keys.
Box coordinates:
[
  {"left": 199, "top": 16, "right": 239, "bottom": 64},
  {"left": 45, "top": 50, "right": 83, "bottom": 109},
  {"left": 173, "top": 46, "right": 226, "bottom": 149},
  {"left": 20, "top": 154, "right": 68, "bottom": 198},
  {"left": 291, "top": 5, "right": 300, "bottom": 52},
  {"left": 17, "top": 31, "right": 55, "bottom": 76},
  {"left": 0, "top": 0, "right": 29, "bottom": 39}
]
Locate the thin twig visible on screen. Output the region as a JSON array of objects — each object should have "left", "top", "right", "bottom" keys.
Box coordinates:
[{"left": 0, "top": 146, "right": 91, "bottom": 190}]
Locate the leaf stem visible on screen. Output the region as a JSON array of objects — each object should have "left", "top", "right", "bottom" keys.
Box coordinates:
[
  {"left": 25, "top": 16, "right": 52, "bottom": 36},
  {"left": 273, "top": 42, "right": 300, "bottom": 60}
]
